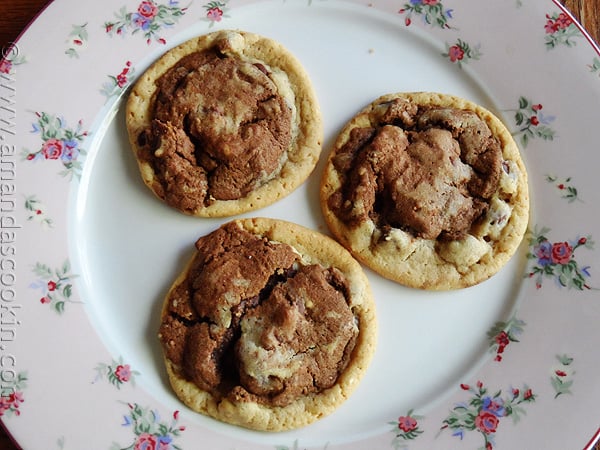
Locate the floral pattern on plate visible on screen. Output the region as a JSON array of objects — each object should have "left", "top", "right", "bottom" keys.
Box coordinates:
[
  {"left": 102, "top": 61, "right": 135, "bottom": 100},
  {"left": 24, "top": 195, "right": 54, "bottom": 228},
  {"left": 0, "top": 44, "right": 26, "bottom": 75},
  {"left": 442, "top": 38, "right": 482, "bottom": 67},
  {"left": 0, "top": 371, "right": 27, "bottom": 418},
  {"left": 526, "top": 227, "right": 595, "bottom": 290},
  {"left": 30, "top": 260, "right": 80, "bottom": 314},
  {"left": 112, "top": 404, "right": 185, "bottom": 450},
  {"left": 509, "top": 97, "right": 556, "bottom": 148},
  {"left": 94, "top": 357, "right": 140, "bottom": 389},
  {"left": 203, "top": 1, "right": 230, "bottom": 25},
  {"left": 544, "top": 11, "right": 582, "bottom": 49},
  {"left": 104, "top": 0, "right": 188, "bottom": 45},
  {"left": 551, "top": 354, "right": 575, "bottom": 399},
  {"left": 487, "top": 316, "right": 526, "bottom": 362},
  {"left": 65, "top": 23, "right": 89, "bottom": 58},
  {"left": 389, "top": 410, "right": 425, "bottom": 449},
  {"left": 544, "top": 175, "right": 581, "bottom": 203},
  {"left": 397, "top": 1, "right": 454, "bottom": 29},
  {"left": 441, "top": 381, "right": 536, "bottom": 450},
  {"left": 22, "top": 112, "right": 89, "bottom": 179}
]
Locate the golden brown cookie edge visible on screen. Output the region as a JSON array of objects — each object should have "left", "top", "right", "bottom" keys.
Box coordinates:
[
  {"left": 320, "top": 92, "right": 530, "bottom": 290},
  {"left": 126, "top": 30, "right": 323, "bottom": 217},
  {"left": 159, "top": 217, "right": 377, "bottom": 431}
]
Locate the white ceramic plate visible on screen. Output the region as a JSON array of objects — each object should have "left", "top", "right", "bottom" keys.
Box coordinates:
[{"left": 2, "top": 0, "right": 599, "bottom": 448}]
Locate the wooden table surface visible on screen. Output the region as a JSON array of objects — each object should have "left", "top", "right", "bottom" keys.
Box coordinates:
[{"left": 0, "top": 0, "right": 598, "bottom": 449}]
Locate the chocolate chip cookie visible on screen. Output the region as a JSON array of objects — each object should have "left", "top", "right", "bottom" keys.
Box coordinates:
[
  {"left": 158, "top": 218, "right": 376, "bottom": 430},
  {"left": 126, "top": 30, "right": 322, "bottom": 217},
  {"left": 320, "top": 92, "right": 529, "bottom": 290}
]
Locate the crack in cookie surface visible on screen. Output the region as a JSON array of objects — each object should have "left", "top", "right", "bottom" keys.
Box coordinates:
[
  {"left": 158, "top": 221, "right": 359, "bottom": 408},
  {"left": 139, "top": 49, "right": 293, "bottom": 208},
  {"left": 321, "top": 92, "right": 529, "bottom": 290},
  {"left": 126, "top": 30, "right": 323, "bottom": 217},
  {"left": 328, "top": 97, "right": 502, "bottom": 241}
]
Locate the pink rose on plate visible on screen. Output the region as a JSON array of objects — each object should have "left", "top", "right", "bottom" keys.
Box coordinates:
[
  {"left": 115, "top": 364, "right": 132, "bottom": 382},
  {"left": 448, "top": 45, "right": 464, "bottom": 62},
  {"left": 545, "top": 18, "right": 559, "bottom": 34},
  {"left": 41, "top": 138, "right": 63, "bottom": 159},
  {"left": 0, "top": 59, "right": 12, "bottom": 74},
  {"left": 555, "top": 12, "right": 573, "bottom": 29},
  {"left": 474, "top": 410, "right": 499, "bottom": 434},
  {"left": 551, "top": 241, "right": 573, "bottom": 264},
  {"left": 138, "top": 1, "right": 158, "bottom": 19},
  {"left": 398, "top": 415, "right": 418, "bottom": 432},
  {"left": 134, "top": 433, "right": 158, "bottom": 450},
  {"left": 206, "top": 7, "right": 223, "bottom": 22},
  {"left": 8, "top": 392, "right": 24, "bottom": 408}
]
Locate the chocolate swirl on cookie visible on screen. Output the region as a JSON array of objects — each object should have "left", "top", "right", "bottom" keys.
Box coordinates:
[
  {"left": 321, "top": 92, "right": 529, "bottom": 290},
  {"left": 158, "top": 218, "right": 376, "bottom": 431},
  {"left": 126, "top": 31, "right": 322, "bottom": 217},
  {"left": 159, "top": 222, "right": 357, "bottom": 407},
  {"left": 136, "top": 45, "right": 293, "bottom": 210},
  {"left": 328, "top": 97, "right": 503, "bottom": 241}
]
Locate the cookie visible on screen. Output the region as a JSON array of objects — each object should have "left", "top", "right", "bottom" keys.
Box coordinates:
[
  {"left": 320, "top": 92, "right": 529, "bottom": 290},
  {"left": 158, "top": 218, "right": 376, "bottom": 431},
  {"left": 126, "top": 30, "right": 322, "bottom": 217}
]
